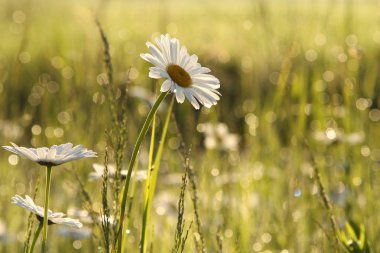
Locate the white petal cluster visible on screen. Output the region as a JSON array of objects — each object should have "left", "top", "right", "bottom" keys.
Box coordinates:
[
  {"left": 3, "top": 143, "right": 97, "bottom": 166},
  {"left": 141, "top": 34, "right": 221, "bottom": 109},
  {"left": 88, "top": 163, "right": 147, "bottom": 182},
  {"left": 11, "top": 195, "right": 82, "bottom": 228}
]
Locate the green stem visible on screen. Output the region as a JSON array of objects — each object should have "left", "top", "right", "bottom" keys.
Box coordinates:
[
  {"left": 141, "top": 96, "right": 174, "bottom": 253},
  {"left": 30, "top": 222, "right": 43, "bottom": 253},
  {"left": 115, "top": 91, "right": 168, "bottom": 253},
  {"left": 41, "top": 166, "right": 52, "bottom": 253}
]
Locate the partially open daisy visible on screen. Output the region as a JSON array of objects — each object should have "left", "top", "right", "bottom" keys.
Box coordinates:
[
  {"left": 11, "top": 195, "right": 82, "bottom": 228},
  {"left": 2, "top": 143, "right": 97, "bottom": 166},
  {"left": 141, "top": 34, "right": 221, "bottom": 109}
]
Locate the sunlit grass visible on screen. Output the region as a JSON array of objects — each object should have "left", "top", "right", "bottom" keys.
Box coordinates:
[{"left": 0, "top": 0, "right": 380, "bottom": 252}]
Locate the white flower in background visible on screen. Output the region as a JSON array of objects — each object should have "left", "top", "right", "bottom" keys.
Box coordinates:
[
  {"left": 11, "top": 195, "right": 82, "bottom": 228},
  {"left": 58, "top": 226, "right": 92, "bottom": 240},
  {"left": 313, "top": 128, "right": 365, "bottom": 146},
  {"left": 88, "top": 163, "right": 147, "bottom": 182},
  {"left": 67, "top": 208, "right": 93, "bottom": 224},
  {"left": 2, "top": 143, "right": 97, "bottom": 166},
  {"left": 141, "top": 34, "right": 221, "bottom": 110},
  {"left": 197, "top": 123, "right": 240, "bottom": 151}
]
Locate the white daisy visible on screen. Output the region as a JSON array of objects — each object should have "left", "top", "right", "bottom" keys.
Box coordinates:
[
  {"left": 2, "top": 143, "right": 97, "bottom": 166},
  {"left": 141, "top": 34, "right": 221, "bottom": 110},
  {"left": 88, "top": 163, "right": 147, "bottom": 182},
  {"left": 58, "top": 226, "right": 92, "bottom": 240},
  {"left": 197, "top": 123, "right": 240, "bottom": 151},
  {"left": 11, "top": 195, "right": 82, "bottom": 228}
]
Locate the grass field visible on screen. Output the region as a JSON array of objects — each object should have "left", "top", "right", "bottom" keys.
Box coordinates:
[{"left": 1, "top": 0, "right": 380, "bottom": 252}]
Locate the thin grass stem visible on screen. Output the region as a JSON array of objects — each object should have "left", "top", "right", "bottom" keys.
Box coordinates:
[{"left": 29, "top": 222, "right": 43, "bottom": 253}]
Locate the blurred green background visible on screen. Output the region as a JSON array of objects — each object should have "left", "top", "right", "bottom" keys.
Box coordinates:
[{"left": 1, "top": 0, "right": 380, "bottom": 252}]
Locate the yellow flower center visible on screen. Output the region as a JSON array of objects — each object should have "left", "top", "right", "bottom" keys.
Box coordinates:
[{"left": 167, "top": 64, "right": 192, "bottom": 88}]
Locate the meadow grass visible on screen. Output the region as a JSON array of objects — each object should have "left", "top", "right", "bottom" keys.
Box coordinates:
[{"left": 0, "top": 0, "right": 380, "bottom": 252}]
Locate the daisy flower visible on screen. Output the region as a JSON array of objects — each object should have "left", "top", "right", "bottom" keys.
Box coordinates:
[
  {"left": 88, "top": 163, "right": 147, "bottom": 182},
  {"left": 141, "top": 34, "right": 221, "bottom": 110},
  {"left": 58, "top": 226, "right": 92, "bottom": 240},
  {"left": 197, "top": 123, "right": 240, "bottom": 151},
  {"left": 11, "top": 195, "right": 82, "bottom": 228},
  {"left": 2, "top": 143, "right": 97, "bottom": 166}
]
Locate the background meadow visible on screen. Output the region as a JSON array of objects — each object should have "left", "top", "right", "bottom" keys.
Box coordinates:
[{"left": 1, "top": 0, "right": 380, "bottom": 252}]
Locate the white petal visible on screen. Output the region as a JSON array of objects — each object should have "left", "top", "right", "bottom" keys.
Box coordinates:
[
  {"left": 178, "top": 46, "right": 189, "bottom": 67},
  {"left": 149, "top": 67, "right": 169, "bottom": 79},
  {"left": 184, "top": 90, "right": 200, "bottom": 110},
  {"left": 140, "top": 53, "right": 166, "bottom": 69},
  {"left": 175, "top": 87, "right": 185, "bottom": 103},
  {"left": 47, "top": 148, "right": 57, "bottom": 159},
  {"left": 146, "top": 42, "right": 168, "bottom": 65},
  {"left": 170, "top": 38, "right": 180, "bottom": 64},
  {"left": 192, "top": 86, "right": 220, "bottom": 101},
  {"left": 191, "top": 88, "right": 217, "bottom": 108},
  {"left": 157, "top": 35, "right": 171, "bottom": 64},
  {"left": 192, "top": 74, "right": 220, "bottom": 84},
  {"left": 188, "top": 67, "right": 211, "bottom": 75},
  {"left": 160, "top": 79, "right": 173, "bottom": 92},
  {"left": 182, "top": 55, "right": 198, "bottom": 71},
  {"left": 56, "top": 143, "right": 73, "bottom": 154}
]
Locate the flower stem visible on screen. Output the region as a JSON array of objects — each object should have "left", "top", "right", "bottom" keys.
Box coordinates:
[
  {"left": 41, "top": 166, "right": 52, "bottom": 253},
  {"left": 115, "top": 91, "right": 168, "bottom": 253},
  {"left": 141, "top": 96, "right": 174, "bottom": 253},
  {"left": 30, "top": 222, "right": 43, "bottom": 253}
]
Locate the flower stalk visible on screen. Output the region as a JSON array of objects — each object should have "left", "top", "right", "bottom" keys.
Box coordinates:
[
  {"left": 141, "top": 96, "right": 175, "bottom": 253},
  {"left": 41, "top": 166, "right": 52, "bottom": 253},
  {"left": 115, "top": 91, "right": 168, "bottom": 253}
]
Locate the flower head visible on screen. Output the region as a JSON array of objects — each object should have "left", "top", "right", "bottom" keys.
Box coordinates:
[
  {"left": 141, "top": 34, "right": 221, "bottom": 110},
  {"left": 2, "top": 143, "right": 97, "bottom": 166},
  {"left": 11, "top": 195, "right": 82, "bottom": 228}
]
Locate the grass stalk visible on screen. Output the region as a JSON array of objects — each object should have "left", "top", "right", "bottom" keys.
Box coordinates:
[
  {"left": 115, "top": 91, "right": 168, "bottom": 253},
  {"left": 23, "top": 175, "right": 40, "bottom": 253},
  {"left": 172, "top": 149, "right": 193, "bottom": 253},
  {"left": 29, "top": 222, "right": 43, "bottom": 253},
  {"left": 313, "top": 164, "right": 341, "bottom": 252},
  {"left": 101, "top": 147, "right": 111, "bottom": 253},
  {"left": 188, "top": 166, "right": 206, "bottom": 253}
]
